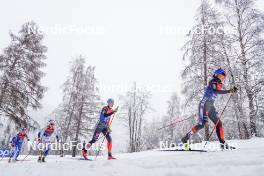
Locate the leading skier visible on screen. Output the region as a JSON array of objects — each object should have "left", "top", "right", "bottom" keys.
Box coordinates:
[
  {"left": 82, "top": 98, "right": 118, "bottom": 160},
  {"left": 181, "top": 68, "right": 237, "bottom": 149}
]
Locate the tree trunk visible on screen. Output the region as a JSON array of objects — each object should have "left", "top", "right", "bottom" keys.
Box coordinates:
[
  {"left": 72, "top": 101, "right": 84, "bottom": 157},
  {"left": 235, "top": 0, "right": 255, "bottom": 137},
  {"left": 202, "top": 7, "right": 209, "bottom": 141}
]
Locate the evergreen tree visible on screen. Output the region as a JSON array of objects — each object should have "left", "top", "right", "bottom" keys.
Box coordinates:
[{"left": 0, "top": 21, "right": 47, "bottom": 128}]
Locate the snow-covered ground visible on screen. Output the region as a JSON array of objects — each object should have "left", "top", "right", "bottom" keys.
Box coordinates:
[{"left": 1, "top": 138, "right": 264, "bottom": 176}]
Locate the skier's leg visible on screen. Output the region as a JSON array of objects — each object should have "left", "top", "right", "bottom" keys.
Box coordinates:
[
  {"left": 81, "top": 142, "right": 89, "bottom": 160},
  {"left": 102, "top": 128, "right": 115, "bottom": 159},
  {"left": 181, "top": 100, "right": 208, "bottom": 143},
  {"left": 43, "top": 144, "right": 50, "bottom": 157},
  {"left": 11, "top": 145, "right": 18, "bottom": 160},
  {"left": 42, "top": 143, "right": 51, "bottom": 162},
  {"left": 82, "top": 124, "right": 103, "bottom": 159},
  {"left": 11, "top": 142, "right": 21, "bottom": 161},
  {"left": 208, "top": 107, "right": 225, "bottom": 144},
  {"left": 14, "top": 142, "right": 23, "bottom": 160},
  {"left": 104, "top": 130, "right": 112, "bottom": 156},
  {"left": 89, "top": 124, "right": 103, "bottom": 145}
]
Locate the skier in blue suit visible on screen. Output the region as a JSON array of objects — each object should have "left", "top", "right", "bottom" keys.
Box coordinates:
[
  {"left": 9, "top": 128, "right": 29, "bottom": 162},
  {"left": 181, "top": 68, "right": 237, "bottom": 149}
]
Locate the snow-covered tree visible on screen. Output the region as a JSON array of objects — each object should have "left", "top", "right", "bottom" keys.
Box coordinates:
[
  {"left": 182, "top": 0, "right": 225, "bottom": 140},
  {"left": 161, "top": 93, "right": 181, "bottom": 142},
  {"left": 56, "top": 56, "right": 101, "bottom": 157},
  {"left": 0, "top": 21, "right": 47, "bottom": 129},
  {"left": 216, "top": 0, "right": 264, "bottom": 136},
  {"left": 120, "top": 83, "right": 151, "bottom": 152}
]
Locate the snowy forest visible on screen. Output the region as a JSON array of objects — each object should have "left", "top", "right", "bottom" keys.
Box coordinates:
[{"left": 0, "top": 0, "right": 264, "bottom": 156}]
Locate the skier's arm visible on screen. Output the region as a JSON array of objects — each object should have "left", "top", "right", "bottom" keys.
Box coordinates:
[
  {"left": 103, "top": 108, "right": 115, "bottom": 117},
  {"left": 10, "top": 136, "right": 17, "bottom": 147},
  {"left": 55, "top": 130, "right": 60, "bottom": 142},
  {"left": 103, "top": 106, "right": 119, "bottom": 117},
  {"left": 214, "top": 89, "right": 230, "bottom": 94},
  {"left": 25, "top": 134, "right": 30, "bottom": 141},
  {"left": 212, "top": 83, "right": 230, "bottom": 94},
  {"left": 37, "top": 128, "right": 45, "bottom": 141}
]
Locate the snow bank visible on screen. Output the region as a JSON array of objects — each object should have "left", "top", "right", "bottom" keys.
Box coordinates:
[{"left": 1, "top": 138, "right": 264, "bottom": 176}]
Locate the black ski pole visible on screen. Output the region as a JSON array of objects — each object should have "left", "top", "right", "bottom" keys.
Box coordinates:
[
  {"left": 158, "top": 116, "right": 194, "bottom": 130},
  {"left": 8, "top": 145, "right": 14, "bottom": 163},
  {"left": 21, "top": 149, "right": 31, "bottom": 162},
  {"left": 203, "top": 94, "right": 233, "bottom": 148}
]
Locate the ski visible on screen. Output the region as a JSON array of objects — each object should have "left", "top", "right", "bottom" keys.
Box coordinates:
[{"left": 79, "top": 158, "right": 93, "bottom": 161}]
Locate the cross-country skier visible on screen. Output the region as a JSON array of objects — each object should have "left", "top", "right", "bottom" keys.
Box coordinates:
[
  {"left": 9, "top": 128, "right": 30, "bottom": 162},
  {"left": 37, "top": 119, "right": 60, "bottom": 162},
  {"left": 181, "top": 68, "right": 237, "bottom": 149},
  {"left": 82, "top": 98, "right": 118, "bottom": 160}
]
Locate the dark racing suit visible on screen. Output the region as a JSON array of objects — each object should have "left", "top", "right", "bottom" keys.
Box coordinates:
[
  {"left": 183, "top": 77, "right": 230, "bottom": 144},
  {"left": 84, "top": 106, "right": 115, "bottom": 157}
]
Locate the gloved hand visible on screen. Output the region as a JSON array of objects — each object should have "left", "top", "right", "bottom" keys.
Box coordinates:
[
  {"left": 37, "top": 138, "right": 42, "bottom": 144},
  {"left": 113, "top": 106, "right": 119, "bottom": 113},
  {"left": 230, "top": 86, "right": 238, "bottom": 94},
  {"left": 107, "top": 127, "right": 112, "bottom": 133},
  {"left": 27, "top": 138, "right": 30, "bottom": 142}
]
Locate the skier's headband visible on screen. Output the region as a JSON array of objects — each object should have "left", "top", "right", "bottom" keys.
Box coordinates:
[
  {"left": 218, "top": 74, "right": 225, "bottom": 78},
  {"left": 214, "top": 73, "right": 226, "bottom": 78}
]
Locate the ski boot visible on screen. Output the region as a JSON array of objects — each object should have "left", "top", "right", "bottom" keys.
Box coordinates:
[
  {"left": 38, "top": 151, "right": 44, "bottom": 162},
  {"left": 183, "top": 143, "right": 190, "bottom": 151},
  {"left": 41, "top": 156, "right": 46, "bottom": 162},
  {"left": 108, "top": 156, "right": 117, "bottom": 160},
  {"left": 38, "top": 156, "right": 42, "bottom": 162},
  {"left": 82, "top": 148, "right": 89, "bottom": 160},
  {"left": 181, "top": 131, "right": 192, "bottom": 144},
  {"left": 220, "top": 142, "right": 236, "bottom": 150},
  {"left": 108, "top": 153, "right": 116, "bottom": 160}
]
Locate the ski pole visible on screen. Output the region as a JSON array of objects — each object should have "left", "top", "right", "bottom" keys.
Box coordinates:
[
  {"left": 95, "top": 111, "right": 117, "bottom": 160},
  {"left": 21, "top": 149, "right": 31, "bottom": 162},
  {"left": 158, "top": 116, "right": 195, "bottom": 130},
  {"left": 203, "top": 94, "right": 233, "bottom": 148},
  {"left": 21, "top": 140, "right": 32, "bottom": 162},
  {"left": 8, "top": 145, "right": 14, "bottom": 163}
]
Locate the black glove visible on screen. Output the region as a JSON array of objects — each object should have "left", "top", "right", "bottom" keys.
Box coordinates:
[
  {"left": 230, "top": 86, "right": 238, "bottom": 93},
  {"left": 113, "top": 106, "right": 119, "bottom": 113}
]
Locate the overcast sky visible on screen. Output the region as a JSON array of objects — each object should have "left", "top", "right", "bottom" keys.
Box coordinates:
[{"left": 0, "top": 0, "right": 263, "bottom": 124}]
